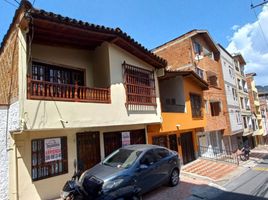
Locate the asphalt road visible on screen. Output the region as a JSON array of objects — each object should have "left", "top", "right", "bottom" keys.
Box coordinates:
[{"left": 211, "top": 155, "right": 268, "bottom": 200}]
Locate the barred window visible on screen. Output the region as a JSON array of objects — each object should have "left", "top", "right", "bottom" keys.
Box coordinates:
[
  {"left": 190, "top": 93, "right": 202, "bottom": 118},
  {"left": 32, "top": 62, "right": 85, "bottom": 86},
  {"left": 31, "top": 137, "right": 68, "bottom": 181},
  {"left": 123, "top": 62, "right": 156, "bottom": 106}
]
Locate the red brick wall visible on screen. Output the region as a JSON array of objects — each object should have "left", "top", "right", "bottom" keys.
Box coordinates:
[
  {"left": 154, "top": 32, "right": 230, "bottom": 135},
  {"left": 154, "top": 38, "right": 193, "bottom": 70},
  {"left": 0, "top": 31, "right": 19, "bottom": 105}
]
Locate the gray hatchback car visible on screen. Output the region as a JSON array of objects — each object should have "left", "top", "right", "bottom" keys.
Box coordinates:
[{"left": 79, "top": 144, "right": 180, "bottom": 195}]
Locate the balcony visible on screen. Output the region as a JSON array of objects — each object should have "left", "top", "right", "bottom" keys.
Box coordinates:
[{"left": 27, "top": 77, "right": 111, "bottom": 103}]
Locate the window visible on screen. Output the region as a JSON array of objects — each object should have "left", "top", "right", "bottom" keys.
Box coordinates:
[
  {"left": 207, "top": 75, "right": 218, "bottom": 87},
  {"left": 31, "top": 137, "right": 68, "bottom": 181},
  {"left": 123, "top": 62, "right": 156, "bottom": 106},
  {"left": 32, "top": 62, "right": 85, "bottom": 85},
  {"left": 193, "top": 41, "right": 202, "bottom": 55},
  {"left": 195, "top": 67, "right": 204, "bottom": 79},
  {"left": 154, "top": 148, "right": 170, "bottom": 160},
  {"left": 210, "top": 102, "right": 221, "bottom": 116},
  {"left": 232, "top": 88, "right": 237, "bottom": 101},
  {"left": 240, "top": 97, "right": 244, "bottom": 109},
  {"left": 243, "top": 117, "right": 248, "bottom": 128},
  {"left": 190, "top": 93, "right": 202, "bottom": 118}
]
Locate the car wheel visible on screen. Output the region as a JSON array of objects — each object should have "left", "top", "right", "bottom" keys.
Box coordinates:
[{"left": 169, "top": 169, "right": 179, "bottom": 187}]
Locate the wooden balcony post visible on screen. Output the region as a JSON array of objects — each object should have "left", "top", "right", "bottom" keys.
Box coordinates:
[
  {"left": 27, "top": 75, "right": 31, "bottom": 99},
  {"left": 74, "top": 81, "right": 78, "bottom": 101}
]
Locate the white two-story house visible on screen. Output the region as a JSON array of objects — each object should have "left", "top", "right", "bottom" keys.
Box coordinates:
[
  {"left": 218, "top": 44, "right": 243, "bottom": 150},
  {"left": 0, "top": 2, "right": 166, "bottom": 200}
]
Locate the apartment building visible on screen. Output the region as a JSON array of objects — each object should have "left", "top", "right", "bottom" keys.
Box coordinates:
[
  {"left": 153, "top": 30, "right": 229, "bottom": 155},
  {"left": 233, "top": 55, "right": 254, "bottom": 149},
  {"left": 147, "top": 70, "right": 208, "bottom": 165},
  {"left": 218, "top": 45, "right": 243, "bottom": 150},
  {"left": 259, "top": 92, "right": 268, "bottom": 144},
  {"left": 0, "top": 2, "right": 166, "bottom": 199},
  {"left": 246, "top": 73, "right": 263, "bottom": 148}
]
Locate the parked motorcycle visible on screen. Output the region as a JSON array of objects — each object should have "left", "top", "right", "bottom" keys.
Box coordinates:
[
  {"left": 61, "top": 160, "right": 142, "bottom": 200},
  {"left": 239, "top": 144, "right": 250, "bottom": 161}
]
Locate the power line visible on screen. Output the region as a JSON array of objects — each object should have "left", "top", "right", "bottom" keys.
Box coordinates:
[
  {"left": 32, "top": 0, "right": 36, "bottom": 5},
  {"left": 251, "top": 0, "right": 268, "bottom": 8},
  {"left": 250, "top": 0, "right": 268, "bottom": 49},
  {"left": 13, "top": 0, "right": 19, "bottom": 4},
  {"left": 3, "top": 0, "right": 18, "bottom": 8}
]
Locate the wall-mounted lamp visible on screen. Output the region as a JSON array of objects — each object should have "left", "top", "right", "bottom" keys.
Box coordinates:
[{"left": 176, "top": 124, "right": 181, "bottom": 130}]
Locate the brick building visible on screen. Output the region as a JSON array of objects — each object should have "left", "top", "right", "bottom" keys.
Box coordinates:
[{"left": 153, "top": 30, "right": 230, "bottom": 155}]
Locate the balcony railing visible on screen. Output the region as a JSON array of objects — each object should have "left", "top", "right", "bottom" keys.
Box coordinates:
[{"left": 27, "top": 77, "right": 111, "bottom": 103}]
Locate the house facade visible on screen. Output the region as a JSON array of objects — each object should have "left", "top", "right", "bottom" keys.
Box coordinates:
[
  {"left": 233, "top": 54, "right": 254, "bottom": 149},
  {"left": 152, "top": 30, "right": 229, "bottom": 156},
  {"left": 259, "top": 92, "right": 268, "bottom": 144},
  {"left": 246, "top": 73, "right": 264, "bottom": 147},
  {"left": 147, "top": 71, "right": 208, "bottom": 165},
  {"left": 218, "top": 45, "right": 244, "bottom": 151},
  {"left": 0, "top": 2, "right": 166, "bottom": 200}
]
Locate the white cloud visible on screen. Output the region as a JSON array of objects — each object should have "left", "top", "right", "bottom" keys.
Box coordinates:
[
  {"left": 227, "top": 6, "right": 268, "bottom": 86},
  {"left": 231, "top": 25, "right": 240, "bottom": 31}
]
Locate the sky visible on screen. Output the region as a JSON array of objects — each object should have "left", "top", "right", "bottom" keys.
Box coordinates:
[{"left": 0, "top": 0, "right": 267, "bottom": 85}]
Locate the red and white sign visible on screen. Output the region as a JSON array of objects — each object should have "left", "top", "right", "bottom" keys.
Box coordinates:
[
  {"left": 44, "top": 138, "right": 62, "bottom": 162},
  {"left": 121, "top": 132, "right": 130, "bottom": 146}
]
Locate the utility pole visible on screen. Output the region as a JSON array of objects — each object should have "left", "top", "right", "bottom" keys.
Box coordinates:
[{"left": 251, "top": 0, "right": 268, "bottom": 9}]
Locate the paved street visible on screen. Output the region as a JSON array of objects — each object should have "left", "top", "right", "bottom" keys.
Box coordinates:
[
  {"left": 210, "top": 154, "right": 268, "bottom": 200},
  {"left": 144, "top": 147, "right": 268, "bottom": 200}
]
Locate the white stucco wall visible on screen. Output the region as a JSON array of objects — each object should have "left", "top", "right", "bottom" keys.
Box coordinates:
[
  {"left": 18, "top": 32, "right": 161, "bottom": 130},
  {"left": 0, "top": 106, "right": 8, "bottom": 200},
  {"left": 219, "top": 46, "right": 243, "bottom": 133},
  {"left": 0, "top": 101, "right": 20, "bottom": 200}
]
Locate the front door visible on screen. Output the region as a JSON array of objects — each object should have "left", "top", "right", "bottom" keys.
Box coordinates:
[
  {"left": 77, "top": 132, "right": 101, "bottom": 172},
  {"left": 181, "top": 132, "right": 195, "bottom": 164}
]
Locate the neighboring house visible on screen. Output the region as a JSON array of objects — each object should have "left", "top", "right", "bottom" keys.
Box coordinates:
[
  {"left": 153, "top": 30, "right": 229, "bottom": 154},
  {"left": 218, "top": 45, "right": 244, "bottom": 151},
  {"left": 246, "top": 73, "right": 263, "bottom": 148},
  {"left": 147, "top": 70, "right": 208, "bottom": 165},
  {"left": 259, "top": 92, "right": 268, "bottom": 144},
  {"left": 0, "top": 2, "right": 166, "bottom": 200},
  {"left": 233, "top": 54, "right": 253, "bottom": 148}
]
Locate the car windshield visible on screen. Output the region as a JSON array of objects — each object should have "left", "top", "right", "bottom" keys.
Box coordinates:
[{"left": 103, "top": 148, "right": 142, "bottom": 169}]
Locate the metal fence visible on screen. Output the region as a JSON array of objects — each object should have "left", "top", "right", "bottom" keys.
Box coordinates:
[{"left": 198, "top": 145, "right": 239, "bottom": 165}]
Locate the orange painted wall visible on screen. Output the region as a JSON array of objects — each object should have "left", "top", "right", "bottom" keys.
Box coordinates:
[{"left": 147, "top": 76, "right": 206, "bottom": 156}]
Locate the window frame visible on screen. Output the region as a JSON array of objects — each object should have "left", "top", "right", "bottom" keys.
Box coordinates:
[
  {"left": 31, "top": 136, "right": 68, "bottom": 181},
  {"left": 190, "top": 93, "right": 203, "bottom": 118},
  {"left": 122, "top": 62, "right": 156, "bottom": 106},
  {"left": 210, "top": 101, "right": 221, "bottom": 116},
  {"left": 31, "top": 61, "right": 86, "bottom": 86}
]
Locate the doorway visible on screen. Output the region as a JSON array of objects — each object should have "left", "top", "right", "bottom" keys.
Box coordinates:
[
  {"left": 181, "top": 132, "right": 195, "bottom": 164},
  {"left": 76, "top": 132, "right": 101, "bottom": 172}
]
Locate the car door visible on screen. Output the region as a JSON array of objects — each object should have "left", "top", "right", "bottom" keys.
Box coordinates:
[
  {"left": 153, "top": 148, "right": 172, "bottom": 184},
  {"left": 134, "top": 149, "right": 159, "bottom": 193}
]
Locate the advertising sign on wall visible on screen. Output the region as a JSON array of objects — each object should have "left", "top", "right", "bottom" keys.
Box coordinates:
[
  {"left": 44, "top": 138, "right": 62, "bottom": 162},
  {"left": 121, "top": 132, "right": 131, "bottom": 146}
]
